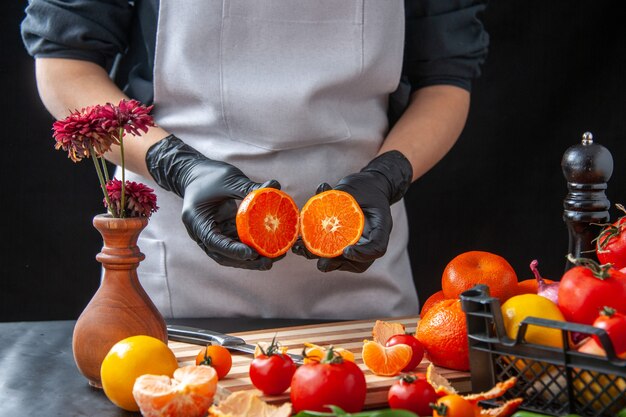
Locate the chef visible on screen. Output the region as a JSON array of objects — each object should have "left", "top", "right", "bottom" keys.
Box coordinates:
[{"left": 21, "top": 0, "right": 489, "bottom": 319}]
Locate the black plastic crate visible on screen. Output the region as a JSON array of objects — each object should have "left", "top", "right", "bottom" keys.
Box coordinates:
[{"left": 460, "top": 285, "right": 626, "bottom": 416}]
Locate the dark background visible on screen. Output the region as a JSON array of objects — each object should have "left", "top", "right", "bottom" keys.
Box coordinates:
[{"left": 2, "top": 1, "right": 625, "bottom": 322}]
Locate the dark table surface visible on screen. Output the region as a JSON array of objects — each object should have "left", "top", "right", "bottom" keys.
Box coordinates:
[{"left": 0, "top": 318, "right": 332, "bottom": 417}]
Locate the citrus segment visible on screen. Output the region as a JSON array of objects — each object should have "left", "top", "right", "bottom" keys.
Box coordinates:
[
  {"left": 208, "top": 390, "right": 292, "bottom": 417},
  {"left": 133, "top": 365, "right": 218, "bottom": 417},
  {"left": 371, "top": 319, "right": 406, "bottom": 345},
  {"left": 100, "top": 335, "right": 179, "bottom": 412},
  {"left": 303, "top": 342, "right": 355, "bottom": 363},
  {"left": 236, "top": 188, "right": 299, "bottom": 258},
  {"left": 299, "top": 190, "right": 364, "bottom": 258},
  {"left": 361, "top": 339, "right": 412, "bottom": 376}
]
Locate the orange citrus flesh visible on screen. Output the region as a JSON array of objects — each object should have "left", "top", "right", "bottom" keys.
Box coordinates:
[
  {"left": 299, "top": 190, "right": 365, "bottom": 258},
  {"left": 361, "top": 339, "right": 412, "bottom": 377},
  {"left": 133, "top": 365, "right": 218, "bottom": 417},
  {"left": 303, "top": 342, "right": 355, "bottom": 364},
  {"left": 236, "top": 188, "right": 299, "bottom": 258}
]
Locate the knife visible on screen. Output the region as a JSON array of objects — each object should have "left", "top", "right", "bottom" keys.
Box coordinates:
[{"left": 167, "top": 324, "right": 304, "bottom": 364}]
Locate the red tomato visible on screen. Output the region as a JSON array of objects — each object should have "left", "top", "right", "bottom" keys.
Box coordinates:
[
  {"left": 431, "top": 394, "right": 476, "bottom": 417},
  {"left": 290, "top": 349, "right": 366, "bottom": 413},
  {"left": 596, "top": 208, "right": 626, "bottom": 270},
  {"left": 386, "top": 334, "right": 424, "bottom": 372},
  {"left": 249, "top": 353, "right": 296, "bottom": 395},
  {"left": 387, "top": 374, "right": 437, "bottom": 415},
  {"left": 592, "top": 306, "right": 626, "bottom": 356},
  {"left": 557, "top": 258, "right": 626, "bottom": 324},
  {"left": 195, "top": 344, "right": 232, "bottom": 380}
]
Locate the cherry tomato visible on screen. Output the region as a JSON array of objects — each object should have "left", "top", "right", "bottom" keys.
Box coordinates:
[
  {"left": 592, "top": 306, "right": 626, "bottom": 356},
  {"left": 557, "top": 257, "right": 626, "bottom": 324},
  {"left": 290, "top": 347, "right": 366, "bottom": 413},
  {"left": 596, "top": 206, "right": 626, "bottom": 270},
  {"left": 386, "top": 334, "right": 424, "bottom": 372},
  {"left": 387, "top": 374, "right": 437, "bottom": 415},
  {"left": 195, "top": 344, "right": 232, "bottom": 380},
  {"left": 249, "top": 352, "right": 296, "bottom": 395},
  {"left": 431, "top": 394, "right": 476, "bottom": 417}
]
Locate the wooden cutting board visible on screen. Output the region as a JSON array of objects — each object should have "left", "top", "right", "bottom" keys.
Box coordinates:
[{"left": 168, "top": 316, "right": 471, "bottom": 410}]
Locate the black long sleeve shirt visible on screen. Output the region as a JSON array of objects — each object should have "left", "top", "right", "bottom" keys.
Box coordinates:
[{"left": 21, "top": 0, "right": 489, "bottom": 107}]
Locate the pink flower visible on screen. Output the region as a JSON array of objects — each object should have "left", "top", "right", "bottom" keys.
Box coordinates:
[
  {"left": 95, "top": 99, "right": 156, "bottom": 140},
  {"left": 105, "top": 179, "right": 159, "bottom": 218},
  {"left": 52, "top": 106, "right": 116, "bottom": 162}
]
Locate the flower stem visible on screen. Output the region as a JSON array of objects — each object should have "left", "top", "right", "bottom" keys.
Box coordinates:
[
  {"left": 90, "top": 146, "right": 115, "bottom": 216},
  {"left": 119, "top": 126, "right": 126, "bottom": 218},
  {"left": 100, "top": 156, "right": 110, "bottom": 183}
]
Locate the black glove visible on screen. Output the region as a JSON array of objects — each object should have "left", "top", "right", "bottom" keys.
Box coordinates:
[
  {"left": 146, "top": 134, "right": 281, "bottom": 270},
  {"left": 292, "top": 150, "right": 413, "bottom": 273}
]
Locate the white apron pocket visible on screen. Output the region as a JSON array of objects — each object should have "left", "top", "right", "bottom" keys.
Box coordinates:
[{"left": 220, "top": 0, "right": 364, "bottom": 150}]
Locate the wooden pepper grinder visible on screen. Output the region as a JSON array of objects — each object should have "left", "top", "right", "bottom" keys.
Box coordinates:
[{"left": 562, "top": 131, "right": 613, "bottom": 271}]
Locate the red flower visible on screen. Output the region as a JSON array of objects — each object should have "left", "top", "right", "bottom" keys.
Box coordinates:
[
  {"left": 52, "top": 106, "right": 116, "bottom": 162},
  {"left": 95, "top": 99, "right": 156, "bottom": 140},
  {"left": 105, "top": 179, "right": 159, "bottom": 218}
]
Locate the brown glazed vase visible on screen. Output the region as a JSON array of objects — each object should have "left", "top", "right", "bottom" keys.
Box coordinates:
[{"left": 72, "top": 214, "right": 167, "bottom": 388}]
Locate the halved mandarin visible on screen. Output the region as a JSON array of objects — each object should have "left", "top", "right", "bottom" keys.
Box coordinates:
[
  {"left": 299, "top": 190, "right": 365, "bottom": 258},
  {"left": 236, "top": 188, "right": 299, "bottom": 258}
]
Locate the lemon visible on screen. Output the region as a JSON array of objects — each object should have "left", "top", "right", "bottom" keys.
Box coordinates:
[
  {"left": 100, "top": 335, "right": 179, "bottom": 411},
  {"left": 501, "top": 294, "right": 566, "bottom": 348}
]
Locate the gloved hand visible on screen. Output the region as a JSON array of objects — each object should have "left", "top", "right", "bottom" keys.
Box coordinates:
[
  {"left": 292, "top": 150, "right": 413, "bottom": 272},
  {"left": 146, "top": 134, "right": 281, "bottom": 270}
]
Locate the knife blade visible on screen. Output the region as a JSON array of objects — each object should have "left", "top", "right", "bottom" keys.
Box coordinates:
[{"left": 166, "top": 324, "right": 304, "bottom": 364}]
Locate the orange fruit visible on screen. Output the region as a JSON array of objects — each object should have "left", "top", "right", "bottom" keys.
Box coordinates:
[
  {"left": 371, "top": 319, "right": 406, "bottom": 345},
  {"left": 442, "top": 251, "right": 518, "bottom": 303},
  {"left": 514, "top": 278, "right": 556, "bottom": 296},
  {"left": 133, "top": 365, "right": 218, "bottom": 417},
  {"left": 208, "top": 390, "right": 292, "bottom": 417},
  {"left": 195, "top": 344, "right": 233, "bottom": 380},
  {"left": 416, "top": 299, "right": 469, "bottom": 371},
  {"left": 299, "top": 190, "right": 365, "bottom": 258},
  {"left": 361, "top": 339, "right": 413, "bottom": 376},
  {"left": 236, "top": 188, "right": 299, "bottom": 258},
  {"left": 420, "top": 290, "right": 446, "bottom": 317},
  {"left": 100, "top": 335, "right": 179, "bottom": 411}
]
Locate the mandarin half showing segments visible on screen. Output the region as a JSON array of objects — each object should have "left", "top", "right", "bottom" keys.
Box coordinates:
[
  {"left": 236, "top": 188, "right": 299, "bottom": 258},
  {"left": 299, "top": 190, "right": 364, "bottom": 258}
]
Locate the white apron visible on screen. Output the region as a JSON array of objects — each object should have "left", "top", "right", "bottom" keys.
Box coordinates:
[{"left": 126, "top": 0, "right": 419, "bottom": 319}]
